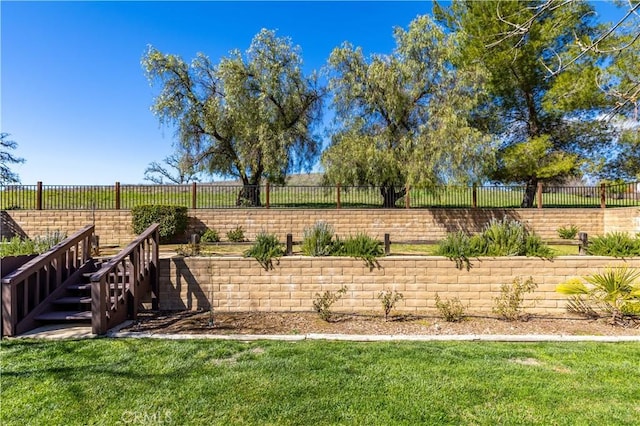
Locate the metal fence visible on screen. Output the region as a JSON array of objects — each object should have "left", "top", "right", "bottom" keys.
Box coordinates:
[{"left": 1, "top": 181, "right": 639, "bottom": 210}]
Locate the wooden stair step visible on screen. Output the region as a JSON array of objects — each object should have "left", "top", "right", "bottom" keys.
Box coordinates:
[
  {"left": 36, "top": 311, "right": 92, "bottom": 321},
  {"left": 67, "top": 283, "right": 130, "bottom": 291},
  {"left": 52, "top": 296, "right": 92, "bottom": 305}
]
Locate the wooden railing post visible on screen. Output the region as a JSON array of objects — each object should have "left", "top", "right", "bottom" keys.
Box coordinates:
[
  {"left": 600, "top": 183, "right": 606, "bottom": 208},
  {"left": 578, "top": 232, "right": 588, "bottom": 255},
  {"left": 336, "top": 184, "right": 341, "bottom": 209},
  {"left": 115, "top": 182, "right": 121, "bottom": 210},
  {"left": 286, "top": 233, "right": 293, "bottom": 256},
  {"left": 472, "top": 183, "right": 478, "bottom": 208},
  {"left": 384, "top": 233, "right": 391, "bottom": 255},
  {"left": 265, "top": 182, "right": 270, "bottom": 209},
  {"left": 405, "top": 185, "right": 410, "bottom": 209},
  {"left": 191, "top": 182, "right": 197, "bottom": 209},
  {"left": 536, "top": 181, "right": 543, "bottom": 209},
  {"left": 36, "top": 181, "right": 43, "bottom": 210}
]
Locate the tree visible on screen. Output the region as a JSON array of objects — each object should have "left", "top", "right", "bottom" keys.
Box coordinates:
[
  {"left": 435, "top": 1, "right": 616, "bottom": 207},
  {"left": 322, "top": 15, "right": 492, "bottom": 208},
  {"left": 142, "top": 29, "right": 323, "bottom": 206},
  {"left": 144, "top": 151, "right": 201, "bottom": 184},
  {"left": 0, "top": 133, "right": 25, "bottom": 184}
]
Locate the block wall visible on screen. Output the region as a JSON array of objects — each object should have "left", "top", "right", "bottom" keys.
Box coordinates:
[
  {"left": 3, "top": 207, "right": 637, "bottom": 246},
  {"left": 159, "top": 255, "right": 640, "bottom": 316}
]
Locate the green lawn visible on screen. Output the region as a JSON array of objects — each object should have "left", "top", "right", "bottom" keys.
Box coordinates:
[{"left": 2, "top": 339, "right": 639, "bottom": 425}]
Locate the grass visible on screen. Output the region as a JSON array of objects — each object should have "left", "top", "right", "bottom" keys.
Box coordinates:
[{"left": 2, "top": 339, "right": 639, "bottom": 425}]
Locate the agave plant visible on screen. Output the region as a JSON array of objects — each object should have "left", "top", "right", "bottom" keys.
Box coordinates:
[{"left": 556, "top": 266, "right": 640, "bottom": 324}]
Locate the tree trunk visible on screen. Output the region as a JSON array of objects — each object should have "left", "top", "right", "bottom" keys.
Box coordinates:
[
  {"left": 380, "top": 185, "right": 406, "bottom": 208},
  {"left": 521, "top": 177, "right": 537, "bottom": 208},
  {"left": 237, "top": 184, "right": 261, "bottom": 207}
]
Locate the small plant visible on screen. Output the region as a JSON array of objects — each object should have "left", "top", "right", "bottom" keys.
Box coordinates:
[
  {"left": 200, "top": 228, "right": 220, "bottom": 243},
  {"left": 434, "top": 293, "right": 466, "bottom": 322},
  {"left": 301, "top": 221, "right": 335, "bottom": 256},
  {"left": 243, "top": 232, "right": 285, "bottom": 270},
  {"left": 557, "top": 225, "right": 579, "bottom": 240},
  {"left": 333, "top": 233, "right": 383, "bottom": 269},
  {"left": 175, "top": 241, "right": 201, "bottom": 257},
  {"left": 0, "top": 231, "right": 67, "bottom": 256},
  {"left": 586, "top": 232, "right": 640, "bottom": 257},
  {"left": 493, "top": 276, "right": 538, "bottom": 321},
  {"left": 377, "top": 289, "right": 404, "bottom": 321},
  {"left": 226, "top": 226, "right": 246, "bottom": 242},
  {"left": 312, "top": 286, "right": 347, "bottom": 321},
  {"left": 556, "top": 266, "right": 640, "bottom": 325}
]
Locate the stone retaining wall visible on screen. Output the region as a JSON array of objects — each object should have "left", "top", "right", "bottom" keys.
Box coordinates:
[
  {"left": 4, "top": 207, "right": 632, "bottom": 246},
  {"left": 159, "top": 255, "right": 640, "bottom": 316}
]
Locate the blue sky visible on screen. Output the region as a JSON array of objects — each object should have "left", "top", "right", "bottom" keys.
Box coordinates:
[{"left": 0, "top": 1, "right": 624, "bottom": 185}]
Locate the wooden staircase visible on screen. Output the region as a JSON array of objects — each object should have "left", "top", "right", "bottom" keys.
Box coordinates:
[
  {"left": 2, "top": 224, "right": 159, "bottom": 337},
  {"left": 34, "top": 260, "right": 108, "bottom": 326}
]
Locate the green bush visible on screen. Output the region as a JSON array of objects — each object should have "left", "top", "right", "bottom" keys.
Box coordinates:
[
  {"left": 0, "top": 231, "right": 66, "bottom": 256},
  {"left": 200, "top": 228, "right": 220, "bottom": 243},
  {"left": 226, "top": 226, "right": 246, "bottom": 242},
  {"left": 244, "top": 232, "right": 285, "bottom": 270},
  {"left": 586, "top": 232, "right": 640, "bottom": 257},
  {"left": 131, "top": 205, "right": 188, "bottom": 243},
  {"left": 557, "top": 224, "right": 579, "bottom": 240},
  {"left": 436, "top": 218, "right": 554, "bottom": 269},
  {"left": 557, "top": 266, "right": 640, "bottom": 324},
  {"left": 333, "top": 233, "right": 383, "bottom": 268},
  {"left": 301, "top": 221, "right": 335, "bottom": 256}
]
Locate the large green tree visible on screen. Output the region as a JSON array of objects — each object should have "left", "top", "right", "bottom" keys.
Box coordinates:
[
  {"left": 143, "top": 29, "right": 323, "bottom": 206},
  {"left": 435, "top": 1, "right": 615, "bottom": 207},
  {"left": 0, "top": 133, "right": 25, "bottom": 185},
  {"left": 322, "top": 15, "right": 492, "bottom": 208}
]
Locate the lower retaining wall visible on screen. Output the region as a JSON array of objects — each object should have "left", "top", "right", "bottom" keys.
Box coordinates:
[{"left": 159, "top": 255, "right": 640, "bottom": 316}]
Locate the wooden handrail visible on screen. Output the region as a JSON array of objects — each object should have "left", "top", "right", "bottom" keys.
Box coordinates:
[
  {"left": 90, "top": 223, "right": 159, "bottom": 334},
  {"left": 1, "top": 225, "right": 94, "bottom": 286},
  {"left": 2, "top": 225, "right": 95, "bottom": 336}
]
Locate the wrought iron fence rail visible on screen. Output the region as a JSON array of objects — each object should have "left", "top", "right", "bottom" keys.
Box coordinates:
[{"left": 1, "top": 181, "right": 638, "bottom": 210}]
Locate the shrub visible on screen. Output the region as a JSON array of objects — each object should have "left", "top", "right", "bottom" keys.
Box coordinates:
[
  {"left": 301, "top": 221, "right": 335, "bottom": 256},
  {"left": 200, "top": 228, "right": 220, "bottom": 243},
  {"left": 313, "top": 286, "right": 347, "bottom": 321},
  {"left": 434, "top": 293, "right": 466, "bottom": 322},
  {"left": 434, "top": 231, "right": 473, "bottom": 270},
  {"left": 482, "top": 218, "right": 527, "bottom": 256},
  {"left": 226, "top": 226, "right": 246, "bottom": 242},
  {"left": 436, "top": 218, "right": 554, "bottom": 269},
  {"left": 377, "top": 289, "right": 403, "bottom": 321},
  {"left": 586, "top": 232, "right": 640, "bottom": 257},
  {"left": 557, "top": 266, "right": 640, "bottom": 325},
  {"left": 0, "top": 231, "right": 67, "bottom": 256},
  {"left": 333, "top": 233, "right": 383, "bottom": 268},
  {"left": 244, "top": 232, "right": 285, "bottom": 270},
  {"left": 131, "top": 205, "right": 188, "bottom": 243},
  {"left": 493, "top": 276, "right": 538, "bottom": 321},
  {"left": 557, "top": 225, "right": 579, "bottom": 240}
]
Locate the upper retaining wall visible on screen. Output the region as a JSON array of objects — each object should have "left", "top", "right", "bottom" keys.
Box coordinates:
[
  {"left": 159, "top": 255, "right": 640, "bottom": 316},
  {"left": 3, "top": 207, "right": 627, "bottom": 246}
]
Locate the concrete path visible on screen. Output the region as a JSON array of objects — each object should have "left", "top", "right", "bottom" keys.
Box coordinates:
[{"left": 10, "top": 323, "right": 640, "bottom": 342}]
